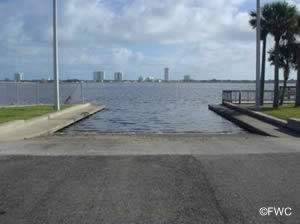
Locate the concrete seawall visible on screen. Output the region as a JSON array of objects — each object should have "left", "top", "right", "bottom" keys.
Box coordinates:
[{"left": 0, "top": 103, "right": 105, "bottom": 142}]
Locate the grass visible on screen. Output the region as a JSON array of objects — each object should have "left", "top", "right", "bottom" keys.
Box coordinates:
[
  {"left": 260, "top": 104, "right": 300, "bottom": 120},
  {"left": 0, "top": 105, "right": 58, "bottom": 124}
]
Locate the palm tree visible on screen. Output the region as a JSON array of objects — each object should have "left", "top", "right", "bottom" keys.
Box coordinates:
[
  {"left": 262, "top": 2, "right": 298, "bottom": 108},
  {"left": 249, "top": 10, "right": 270, "bottom": 105},
  {"left": 269, "top": 40, "right": 294, "bottom": 105}
]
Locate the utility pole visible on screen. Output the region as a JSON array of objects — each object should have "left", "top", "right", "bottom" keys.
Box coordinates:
[
  {"left": 53, "top": 0, "right": 60, "bottom": 110},
  {"left": 256, "top": 0, "right": 261, "bottom": 110}
]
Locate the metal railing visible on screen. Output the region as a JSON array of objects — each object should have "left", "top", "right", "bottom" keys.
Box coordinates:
[
  {"left": 279, "top": 86, "right": 296, "bottom": 102},
  {"left": 0, "top": 81, "right": 85, "bottom": 106},
  {"left": 223, "top": 87, "right": 296, "bottom": 104}
]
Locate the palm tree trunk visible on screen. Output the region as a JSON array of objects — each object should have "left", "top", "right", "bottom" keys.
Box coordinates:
[
  {"left": 296, "top": 66, "right": 300, "bottom": 107},
  {"left": 273, "top": 39, "right": 280, "bottom": 108},
  {"left": 280, "top": 68, "right": 288, "bottom": 105},
  {"left": 260, "top": 36, "right": 267, "bottom": 105},
  {"left": 296, "top": 47, "right": 300, "bottom": 107}
]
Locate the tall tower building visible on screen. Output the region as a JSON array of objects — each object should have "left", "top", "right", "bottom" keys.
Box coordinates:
[
  {"left": 93, "top": 71, "right": 105, "bottom": 82},
  {"left": 184, "top": 75, "right": 191, "bottom": 82},
  {"left": 164, "top": 68, "right": 169, "bottom": 82},
  {"left": 114, "top": 72, "right": 123, "bottom": 82},
  {"left": 14, "top": 73, "right": 24, "bottom": 82}
]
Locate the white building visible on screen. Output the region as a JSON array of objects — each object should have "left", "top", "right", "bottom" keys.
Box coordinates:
[
  {"left": 93, "top": 71, "right": 105, "bottom": 82},
  {"left": 114, "top": 72, "right": 123, "bottom": 82},
  {"left": 164, "top": 68, "right": 169, "bottom": 82},
  {"left": 14, "top": 73, "right": 24, "bottom": 82}
]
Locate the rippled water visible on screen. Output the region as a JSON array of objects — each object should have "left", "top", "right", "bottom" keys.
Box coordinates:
[{"left": 64, "top": 82, "right": 264, "bottom": 134}]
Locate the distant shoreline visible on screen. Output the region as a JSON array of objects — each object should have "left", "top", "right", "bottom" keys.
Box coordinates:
[{"left": 0, "top": 80, "right": 297, "bottom": 84}]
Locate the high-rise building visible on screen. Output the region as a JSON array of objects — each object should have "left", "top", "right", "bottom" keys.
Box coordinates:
[
  {"left": 114, "top": 72, "right": 123, "bottom": 82},
  {"left": 184, "top": 75, "right": 192, "bottom": 82},
  {"left": 93, "top": 71, "right": 105, "bottom": 82},
  {"left": 164, "top": 68, "right": 169, "bottom": 82},
  {"left": 14, "top": 73, "right": 23, "bottom": 82}
]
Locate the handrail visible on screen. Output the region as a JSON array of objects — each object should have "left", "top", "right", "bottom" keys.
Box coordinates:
[{"left": 222, "top": 88, "right": 296, "bottom": 104}]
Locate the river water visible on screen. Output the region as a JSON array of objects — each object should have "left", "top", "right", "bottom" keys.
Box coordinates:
[{"left": 64, "top": 82, "right": 267, "bottom": 134}]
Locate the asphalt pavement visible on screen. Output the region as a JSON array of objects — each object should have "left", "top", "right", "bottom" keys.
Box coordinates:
[{"left": 0, "top": 133, "right": 299, "bottom": 224}]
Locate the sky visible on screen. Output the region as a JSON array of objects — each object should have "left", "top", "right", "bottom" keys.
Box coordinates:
[{"left": 0, "top": 0, "right": 300, "bottom": 81}]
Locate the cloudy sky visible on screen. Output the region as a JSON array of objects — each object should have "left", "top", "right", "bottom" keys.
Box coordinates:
[{"left": 0, "top": 0, "right": 299, "bottom": 80}]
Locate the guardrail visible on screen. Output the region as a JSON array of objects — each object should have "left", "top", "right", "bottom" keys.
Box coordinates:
[{"left": 223, "top": 87, "right": 296, "bottom": 104}]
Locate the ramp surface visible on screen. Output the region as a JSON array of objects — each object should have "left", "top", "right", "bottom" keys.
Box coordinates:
[
  {"left": 209, "top": 104, "right": 298, "bottom": 138},
  {"left": 0, "top": 104, "right": 104, "bottom": 142}
]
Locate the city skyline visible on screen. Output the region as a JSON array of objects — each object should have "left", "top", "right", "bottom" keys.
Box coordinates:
[
  {"left": 0, "top": 0, "right": 300, "bottom": 81},
  {"left": 2, "top": 70, "right": 299, "bottom": 82}
]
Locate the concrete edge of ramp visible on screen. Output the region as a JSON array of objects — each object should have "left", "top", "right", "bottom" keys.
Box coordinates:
[
  {"left": 223, "top": 102, "right": 287, "bottom": 128},
  {"left": 0, "top": 103, "right": 105, "bottom": 142},
  {"left": 209, "top": 104, "right": 300, "bottom": 138},
  {"left": 208, "top": 104, "right": 271, "bottom": 136}
]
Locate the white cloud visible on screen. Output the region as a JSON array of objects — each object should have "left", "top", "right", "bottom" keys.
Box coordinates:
[
  {"left": 0, "top": 0, "right": 299, "bottom": 80},
  {"left": 58, "top": 0, "right": 253, "bottom": 45}
]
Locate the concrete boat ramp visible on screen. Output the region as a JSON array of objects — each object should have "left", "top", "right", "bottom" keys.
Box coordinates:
[
  {"left": 209, "top": 104, "right": 300, "bottom": 138},
  {"left": 0, "top": 103, "right": 104, "bottom": 142},
  {"left": 0, "top": 104, "right": 299, "bottom": 223}
]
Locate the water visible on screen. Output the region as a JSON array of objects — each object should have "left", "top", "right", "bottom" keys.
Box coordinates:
[{"left": 64, "top": 82, "right": 264, "bottom": 134}]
